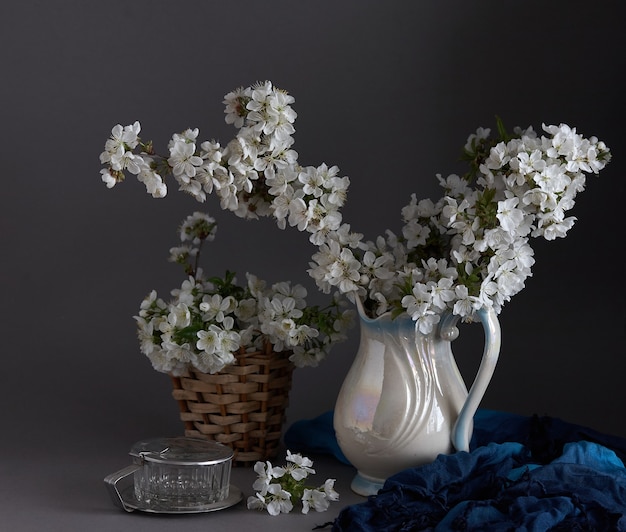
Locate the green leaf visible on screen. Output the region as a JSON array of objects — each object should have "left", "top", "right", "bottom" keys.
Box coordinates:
[{"left": 495, "top": 115, "right": 509, "bottom": 142}]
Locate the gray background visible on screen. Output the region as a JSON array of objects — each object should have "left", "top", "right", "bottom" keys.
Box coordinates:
[{"left": 1, "top": 1, "right": 624, "bottom": 530}]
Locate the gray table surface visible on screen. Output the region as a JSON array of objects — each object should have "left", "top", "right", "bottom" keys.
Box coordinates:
[{"left": 2, "top": 441, "right": 366, "bottom": 532}]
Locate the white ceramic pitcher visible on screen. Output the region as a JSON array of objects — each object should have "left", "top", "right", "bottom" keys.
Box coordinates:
[{"left": 334, "top": 296, "right": 501, "bottom": 496}]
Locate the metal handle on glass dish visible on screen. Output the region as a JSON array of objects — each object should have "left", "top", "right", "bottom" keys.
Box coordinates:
[{"left": 104, "top": 464, "right": 142, "bottom": 512}]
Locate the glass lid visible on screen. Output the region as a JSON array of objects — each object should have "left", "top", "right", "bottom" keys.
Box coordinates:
[{"left": 129, "top": 436, "right": 234, "bottom": 466}]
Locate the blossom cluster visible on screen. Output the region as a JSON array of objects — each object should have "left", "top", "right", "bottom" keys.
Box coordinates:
[
  {"left": 246, "top": 451, "right": 339, "bottom": 515},
  {"left": 99, "top": 81, "right": 348, "bottom": 246},
  {"left": 100, "top": 81, "right": 611, "bottom": 336},
  {"left": 310, "top": 120, "right": 611, "bottom": 332},
  {"left": 135, "top": 212, "right": 352, "bottom": 375}
]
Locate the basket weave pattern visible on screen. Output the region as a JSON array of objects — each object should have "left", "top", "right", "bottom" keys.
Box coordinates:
[{"left": 170, "top": 344, "right": 294, "bottom": 466}]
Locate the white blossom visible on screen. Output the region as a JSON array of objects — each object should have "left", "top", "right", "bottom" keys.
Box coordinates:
[
  {"left": 100, "top": 82, "right": 611, "bottom": 342},
  {"left": 264, "top": 484, "right": 293, "bottom": 516},
  {"left": 302, "top": 489, "right": 329, "bottom": 514},
  {"left": 168, "top": 137, "right": 203, "bottom": 179},
  {"left": 126, "top": 209, "right": 351, "bottom": 375},
  {"left": 248, "top": 452, "right": 339, "bottom": 515}
]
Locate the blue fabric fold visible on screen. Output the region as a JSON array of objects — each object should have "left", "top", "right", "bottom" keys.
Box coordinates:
[
  {"left": 284, "top": 410, "right": 626, "bottom": 530},
  {"left": 333, "top": 440, "right": 626, "bottom": 531}
]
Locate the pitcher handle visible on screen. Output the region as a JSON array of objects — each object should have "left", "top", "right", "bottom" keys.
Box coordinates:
[{"left": 451, "top": 307, "right": 501, "bottom": 452}]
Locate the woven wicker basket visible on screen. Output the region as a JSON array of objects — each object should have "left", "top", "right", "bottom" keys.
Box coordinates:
[{"left": 170, "top": 343, "right": 294, "bottom": 466}]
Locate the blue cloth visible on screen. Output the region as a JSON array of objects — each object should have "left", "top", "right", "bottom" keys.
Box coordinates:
[
  {"left": 470, "top": 409, "right": 626, "bottom": 465},
  {"left": 284, "top": 410, "right": 626, "bottom": 530},
  {"left": 333, "top": 440, "right": 626, "bottom": 531}
]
